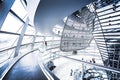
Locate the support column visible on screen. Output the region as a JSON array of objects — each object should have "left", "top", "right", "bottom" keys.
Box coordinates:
[
  {"left": 14, "top": 17, "right": 29, "bottom": 57},
  {"left": 31, "top": 30, "right": 38, "bottom": 49}
]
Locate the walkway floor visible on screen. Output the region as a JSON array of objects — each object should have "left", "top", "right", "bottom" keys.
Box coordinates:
[
  {"left": 53, "top": 54, "right": 103, "bottom": 80},
  {"left": 2, "top": 52, "right": 48, "bottom": 80}
]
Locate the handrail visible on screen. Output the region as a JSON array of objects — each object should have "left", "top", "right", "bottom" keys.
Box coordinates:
[
  {"left": 0, "top": 58, "right": 12, "bottom": 65},
  {"left": 0, "top": 42, "right": 60, "bottom": 65},
  {"left": 38, "top": 48, "right": 60, "bottom": 80},
  {"left": 0, "top": 42, "right": 42, "bottom": 65},
  {"left": 43, "top": 63, "right": 60, "bottom": 80},
  {"left": 0, "top": 40, "right": 60, "bottom": 53},
  {"left": 0, "top": 48, "right": 39, "bottom": 80},
  {"left": 0, "top": 41, "right": 41, "bottom": 53},
  {"left": 0, "top": 45, "right": 60, "bottom": 79},
  {"left": 37, "top": 51, "right": 54, "bottom": 80},
  {"left": 0, "top": 30, "right": 61, "bottom": 38},
  {"left": 52, "top": 53, "right": 120, "bottom": 74},
  {"left": 46, "top": 46, "right": 60, "bottom": 51},
  {"left": 46, "top": 40, "right": 60, "bottom": 42},
  {"left": 0, "top": 30, "right": 38, "bottom": 37}
]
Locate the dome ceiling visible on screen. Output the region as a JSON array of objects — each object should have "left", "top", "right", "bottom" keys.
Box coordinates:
[{"left": 34, "top": 0, "right": 96, "bottom": 35}]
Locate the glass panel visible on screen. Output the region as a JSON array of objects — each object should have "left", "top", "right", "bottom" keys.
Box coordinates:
[
  {"left": 45, "top": 37, "right": 53, "bottom": 41},
  {"left": 1, "top": 13, "right": 23, "bottom": 33},
  {"left": 35, "top": 36, "right": 44, "bottom": 42},
  {"left": 11, "top": 0, "right": 27, "bottom": 19},
  {"left": 22, "top": 36, "right": 33, "bottom": 44},
  {"left": 33, "top": 43, "right": 41, "bottom": 49},
  {"left": 0, "top": 33, "right": 19, "bottom": 49},
  {"left": 0, "top": 48, "right": 15, "bottom": 64},
  {"left": 19, "top": 44, "right": 32, "bottom": 55},
  {"left": 25, "top": 26, "right": 35, "bottom": 35},
  {"left": 53, "top": 37, "right": 61, "bottom": 40}
]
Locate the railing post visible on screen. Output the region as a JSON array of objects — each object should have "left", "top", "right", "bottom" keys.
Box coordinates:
[
  {"left": 31, "top": 30, "right": 37, "bottom": 49},
  {"left": 14, "top": 17, "right": 29, "bottom": 57}
]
